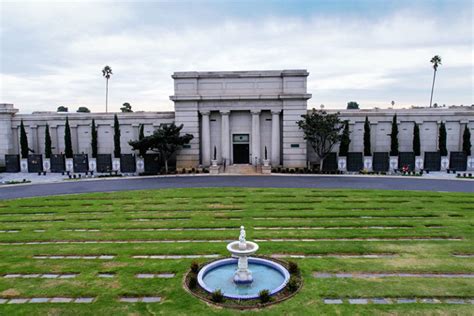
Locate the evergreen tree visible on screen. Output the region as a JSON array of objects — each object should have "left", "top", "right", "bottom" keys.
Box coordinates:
[
  {"left": 347, "top": 101, "right": 359, "bottom": 110},
  {"left": 44, "top": 124, "right": 52, "bottom": 159},
  {"left": 91, "top": 119, "right": 98, "bottom": 158},
  {"left": 363, "top": 116, "right": 371, "bottom": 156},
  {"left": 438, "top": 122, "right": 447, "bottom": 156},
  {"left": 297, "top": 110, "right": 345, "bottom": 171},
  {"left": 413, "top": 123, "right": 420, "bottom": 156},
  {"left": 113, "top": 114, "right": 121, "bottom": 158},
  {"left": 138, "top": 124, "right": 146, "bottom": 157},
  {"left": 20, "top": 119, "right": 29, "bottom": 158},
  {"left": 339, "top": 121, "right": 350, "bottom": 157},
  {"left": 462, "top": 125, "right": 471, "bottom": 156},
  {"left": 390, "top": 114, "right": 399, "bottom": 156},
  {"left": 64, "top": 117, "right": 73, "bottom": 158}
]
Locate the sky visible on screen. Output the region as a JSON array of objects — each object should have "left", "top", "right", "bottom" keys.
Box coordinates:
[{"left": 0, "top": 0, "right": 473, "bottom": 113}]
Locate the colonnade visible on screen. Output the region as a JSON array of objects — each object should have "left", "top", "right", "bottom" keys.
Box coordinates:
[{"left": 200, "top": 110, "right": 281, "bottom": 166}]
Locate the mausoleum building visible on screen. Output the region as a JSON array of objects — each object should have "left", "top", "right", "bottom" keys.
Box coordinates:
[{"left": 0, "top": 70, "right": 473, "bottom": 171}]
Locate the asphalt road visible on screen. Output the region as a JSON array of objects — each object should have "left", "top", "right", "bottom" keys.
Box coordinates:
[{"left": 0, "top": 175, "right": 472, "bottom": 200}]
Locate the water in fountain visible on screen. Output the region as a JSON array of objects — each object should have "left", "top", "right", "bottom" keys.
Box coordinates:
[{"left": 197, "top": 226, "right": 290, "bottom": 299}]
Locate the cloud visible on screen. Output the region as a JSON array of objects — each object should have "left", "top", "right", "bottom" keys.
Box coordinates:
[{"left": 0, "top": 1, "right": 472, "bottom": 113}]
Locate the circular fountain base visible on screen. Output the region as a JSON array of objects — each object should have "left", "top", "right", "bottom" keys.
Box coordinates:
[{"left": 197, "top": 257, "right": 290, "bottom": 299}]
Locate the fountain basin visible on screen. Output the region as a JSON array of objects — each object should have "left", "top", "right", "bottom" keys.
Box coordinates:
[
  {"left": 226, "top": 241, "right": 259, "bottom": 256},
  {"left": 197, "top": 257, "right": 290, "bottom": 299}
]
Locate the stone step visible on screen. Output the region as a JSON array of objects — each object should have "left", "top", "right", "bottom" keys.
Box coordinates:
[{"left": 223, "top": 164, "right": 259, "bottom": 175}]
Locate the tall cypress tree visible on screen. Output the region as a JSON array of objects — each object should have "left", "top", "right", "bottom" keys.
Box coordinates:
[
  {"left": 91, "top": 119, "right": 98, "bottom": 158},
  {"left": 339, "top": 121, "right": 350, "bottom": 157},
  {"left": 44, "top": 124, "right": 52, "bottom": 159},
  {"left": 413, "top": 123, "right": 420, "bottom": 156},
  {"left": 113, "top": 114, "right": 121, "bottom": 158},
  {"left": 64, "top": 117, "right": 73, "bottom": 158},
  {"left": 462, "top": 125, "right": 471, "bottom": 156},
  {"left": 438, "top": 122, "right": 447, "bottom": 156},
  {"left": 390, "top": 114, "right": 399, "bottom": 156},
  {"left": 138, "top": 124, "right": 146, "bottom": 157},
  {"left": 20, "top": 119, "right": 29, "bottom": 158},
  {"left": 363, "top": 116, "right": 371, "bottom": 156}
]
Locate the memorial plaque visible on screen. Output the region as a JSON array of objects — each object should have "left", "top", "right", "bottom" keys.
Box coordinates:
[
  {"left": 322, "top": 153, "right": 337, "bottom": 172},
  {"left": 50, "top": 154, "right": 65, "bottom": 173},
  {"left": 398, "top": 152, "right": 415, "bottom": 171},
  {"left": 120, "top": 154, "right": 136, "bottom": 173},
  {"left": 5, "top": 154, "right": 20, "bottom": 172},
  {"left": 449, "top": 152, "right": 467, "bottom": 171},
  {"left": 424, "top": 152, "right": 441, "bottom": 171},
  {"left": 372, "top": 152, "right": 389, "bottom": 172},
  {"left": 144, "top": 154, "right": 160, "bottom": 174},
  {"left": 27, "top": 154, "right": 43, "bottom": 173},
  {"left": 346, "top": 152, "right": 363, "bottom": 172},
  {"left": 73, "top": 154, "right": 89, "bottom": 173},
  {"left": 96, "top": 154, "right": 112, "bottom": 173}
]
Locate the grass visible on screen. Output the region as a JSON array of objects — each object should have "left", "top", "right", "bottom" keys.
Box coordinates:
[{"left": 0, "top": 188, "right": 473, "bottom": 315}]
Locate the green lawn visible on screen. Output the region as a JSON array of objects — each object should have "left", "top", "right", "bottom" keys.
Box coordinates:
[{"left": 0, "top": 188, "right": 473, "bottom": 315}]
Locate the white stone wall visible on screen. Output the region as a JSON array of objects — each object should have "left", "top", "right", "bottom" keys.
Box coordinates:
[
  {"left": 0, "top": 104, "right": 17, "bottom": 166},
  {"left": 174, "top": 101, "right": 200, "bottom": 168},
  {"left": 7, "top": 112, "right": 174, "bottom": 160}
]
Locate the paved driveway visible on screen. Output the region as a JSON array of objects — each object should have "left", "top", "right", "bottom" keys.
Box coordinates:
[{"left": 0, "top": 175, "right": 472, "bottom": 200}]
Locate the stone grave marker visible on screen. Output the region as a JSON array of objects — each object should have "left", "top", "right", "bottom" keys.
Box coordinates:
[
  {"left": 50, "top": 154, "right": 65, "bottom": 173},
  {"left": 398, "top": 152, "right": 415, "bottom": 171},
  {"left": 5, "top": 154, "right": 20, "bottom": 172},
  {"left": 346, "top": 152, "right": 363, "bottom": 172},
  {"left": 372, "top": 152, "right": 389, "bottom": 172},
  {"left": 96, "top": 154, "right": 112, "bottom": 173},
  {"left": 424, "top": 152, "right": 441, "bottom": 171},
  {"left": 449, "top": 152, "right": 467, "bottom": 171},
  {"left": 27, "top": 154, "right": 43, "bottom": 173},
  {"left": 322, "top": 153, "right": 337, "bottom": 172},
  {"left": 144, "top": 154, "right": 160, "bottom": 174},
  {"left": 73, "top": 154, "right": 89, "bottom": 173},
  {"left": 120, "top": 154, "right": 136, "bottom": 173}
]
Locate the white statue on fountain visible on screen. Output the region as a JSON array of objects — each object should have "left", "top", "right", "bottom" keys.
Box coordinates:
[{"left": 226, "top": 225, "right": 259, "bottom": 284}]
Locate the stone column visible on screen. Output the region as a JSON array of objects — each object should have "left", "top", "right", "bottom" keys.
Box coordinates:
[
  {"left": 30, "top": 125, "right": 38, "bottom": 154},
  {"left": 271, "top": 110, "right": 281, "bottom": 166},
  {"left": 54, "top": 125, "right": 62, "bottom": 154},
  {"left": 0, "top": 104, "right": 18, "bottom": 167},
  {"left": 201, "top": 111, "right": 211, "bottom": 166},
  {"left": 221, "top": 110, "right": 230, "bottom": 165},
  {"left": 251, "top": 110, "right": 261, "bottom": 165}
]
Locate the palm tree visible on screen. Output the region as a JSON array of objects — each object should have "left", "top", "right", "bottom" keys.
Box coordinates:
[
  {"left": 429, "top": 55, "right": 441, "bottom": 108},
  {"left": 102, "top": 65, "right": 113, "bottom": 113}
]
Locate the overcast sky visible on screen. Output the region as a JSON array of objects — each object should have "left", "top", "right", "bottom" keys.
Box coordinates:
[{"left": 1, "top": 0, "right": 472, "bottom": 113}]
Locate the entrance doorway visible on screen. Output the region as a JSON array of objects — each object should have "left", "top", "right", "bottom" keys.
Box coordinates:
[{"left": 232, "top": 134, "right": 250, "bottom": 164}]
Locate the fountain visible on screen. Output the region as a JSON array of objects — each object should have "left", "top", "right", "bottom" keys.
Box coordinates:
[
  {"left": 226, "top": 226, "right": 259, "bottom": 283},
  {"left": 197, "top": 226, "right": 290, "bottom": 299}
]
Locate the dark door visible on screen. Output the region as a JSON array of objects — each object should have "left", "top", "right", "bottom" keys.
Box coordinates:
[{"left": 233, "top": 144, "right": 249, "bottom": 164}]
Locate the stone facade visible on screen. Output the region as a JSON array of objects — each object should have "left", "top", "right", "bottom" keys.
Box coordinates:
[
  {"left": 308, "top": 108, "right": 474, "bottom": 164},
  {"left": 1, "top": 69, "right": 473, "bottom": 170},
  {"left": 170, "top": 70, "right": 311, "bottom": 168}
]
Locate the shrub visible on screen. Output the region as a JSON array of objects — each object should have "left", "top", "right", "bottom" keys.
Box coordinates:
[
  {"left": 288, "top": 261, "right": 300, "bottom": 274},
  {"left": 258, "top": 289, "right": 271, "bottom": 303},
  {"left": 287, "top": 277, "right": 299, "bottom": 292},
  {"left": 190, "top": 261, "right": 199, "bottom": 273},
  {"left": 211, "top": 289, "right": 224, "bottom": 303},
  {"left": 188, "top": 275, "right": 197, "bottom": 289}
]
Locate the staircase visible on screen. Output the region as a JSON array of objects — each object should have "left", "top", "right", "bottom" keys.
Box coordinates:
[{"left": 223, "top": 164, "right": 260, "bottom": 175}]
